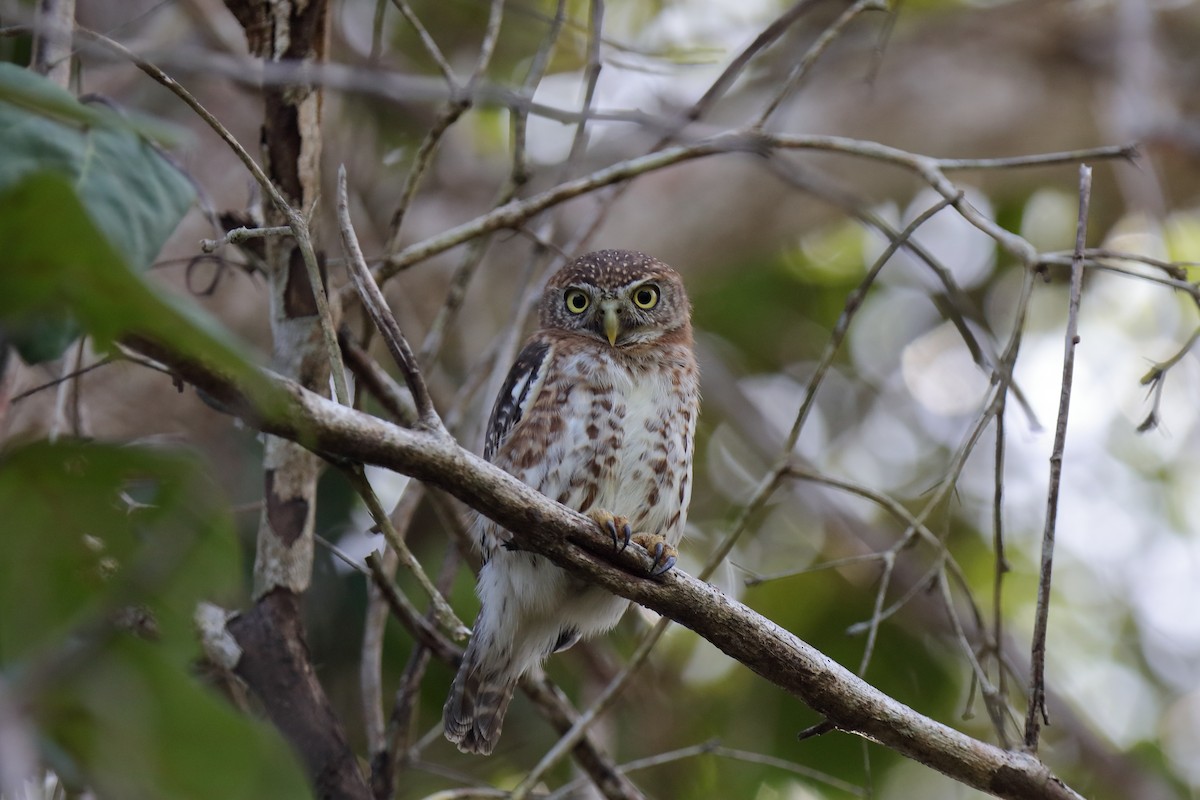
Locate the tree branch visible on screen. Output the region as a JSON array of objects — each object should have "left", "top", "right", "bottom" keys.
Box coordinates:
[
  {"left": 131, "top": 340, "right": 1086, "bottom": 800},
  {"left": 226, "top": 591, "right": 371, "bottom": 799},
  {"left": 1025, "top": 164, "right": 1091, "bottom": 750}
]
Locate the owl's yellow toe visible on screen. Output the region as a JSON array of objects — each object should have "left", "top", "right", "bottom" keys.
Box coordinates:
[{"left": 588, "top": 508, "right": 632, "bottom": 551}]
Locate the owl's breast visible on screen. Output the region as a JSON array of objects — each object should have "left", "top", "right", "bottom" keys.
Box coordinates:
[{"left": 512, "top": 346, "right": 697, "bottom": 544}]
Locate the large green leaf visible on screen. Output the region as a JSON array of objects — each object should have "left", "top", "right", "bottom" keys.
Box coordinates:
[
  {"left": 0, "top": 171, "right": 281, "bottom": 411},
  {"left": 47, "top": 638, "right": 312, "bottom": 800},
  {"left": 0, "top": 440, "right": 310, "bottom": 799},
  {"left": 0, "top": 63, "right": 193, "bottom": 270},
  {"left": 0, "top": 441, "right": 236, "bottom": 662},
  {"left": 0, "top": 63, "right": 195, "bottom": 362}
]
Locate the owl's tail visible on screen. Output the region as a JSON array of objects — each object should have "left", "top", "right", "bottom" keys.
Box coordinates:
[{"left": 443, "top": 628, "right": 520, "bottom": 756}]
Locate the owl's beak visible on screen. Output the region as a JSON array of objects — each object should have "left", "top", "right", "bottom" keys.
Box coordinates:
[{"left": 601, "top": 301, "right": 621, "bottom": 346}]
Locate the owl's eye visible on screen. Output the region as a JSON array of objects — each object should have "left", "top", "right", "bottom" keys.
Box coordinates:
[
  {"left": 564, "top": 289, "right": 590, "bottom": 314},
  {"left": 632, "top": 284, "right": 660, "bottom": 309}
]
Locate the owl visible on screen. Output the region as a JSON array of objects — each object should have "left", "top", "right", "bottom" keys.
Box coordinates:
[{"left": 443, "top": 249, "right": 700, "bottom": 755}]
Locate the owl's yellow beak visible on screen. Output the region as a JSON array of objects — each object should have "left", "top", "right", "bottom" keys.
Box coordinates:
[{"left": 601, "top": 302, "right": 620, "bottom": 346}]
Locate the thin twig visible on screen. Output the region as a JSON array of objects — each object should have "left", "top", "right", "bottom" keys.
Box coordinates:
[
  {"left": 536, "top": 0, "right": 829, "bottom": 268},
  {"left": 360, "top": 480, "right": 422, "bottom": 760},
  {"left": 752, "top": 0, "right": 886, "bottom": 129},
  {"left": 383, "top": 538, "right": 458, "bottom": 785},
  {"left": 935, "top": 572, "right": 1012, "bottom": 747},
  {"left": 11, "top": 355, "right": 115, "bottom": 404},
  {"left": 763, "top": 157, "right": 1040, "bottom": 428},
  {"left": 686, "top": 0, "right": 825, "bottom": 126},
  {"left": 368, "top": 0, "right": 387, "bottom": 64},
  {"left": 389, "top": 0, "right": 456, "bottom": 84},
  {"left": 72, "top": 25, "right": 349, "bottom": 406},
  {"left": 509, "top": 0, "right": 568, "bottom": 187},
  {"left": 1138, "top": 326, "right": 1200, "bottom": 432},
  {"left": 413, "top": 2, "right": 567, "bottom": 367},
  {"left": 383, "top": 100, "right": 466, "bottom": 253},
  {"left": 337, "top": 165, "right": 443, "bottom": 431},
  {"left": 990, "top": 389, "right": 1010, "bottom": 739},
  {"left": 938, "top": 145, "right": 1137, "bottom": 171},
  {"left": 1024, "top": 164, "right": 1091, "bottom": 750},
  {"left": 369, "top": 130, "right": 1131, "bottom": 284},
  {"left": 547, "top": 741, "right": 866, "bottom": 800},
  {"left": 48, "top": 337, "right": 84, "bottom": 441},
  {"left": 339, "top": 328, "right": 418, "bottom": 425},
  {"left": 561, "top": 0, "right": 605, "bottom": 175},
  {"left": 200, "top": 225, "right": 292, "bottom": 253},
  {"left": 508, "top": 615, "right": 667, "bottom": 799},
  {"left": 345, "top": 466, "right": 467, "bottom": 640},
  {"left": 715, "top": 195, "right": 959, "bottom": 594},
  {"left": 742, "top": 551, "right": 883, "bottom": 585},
  {"left": 382, "top": 0, "right": 504, "bottom": 252},
  {"left": 787, "top": 194, "right": 959, "bottom": 455}
]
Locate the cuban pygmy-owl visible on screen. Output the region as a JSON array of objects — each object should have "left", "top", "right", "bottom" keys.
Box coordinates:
[{"left": 443, "top": 249, "right": 700, "bottom": 755}]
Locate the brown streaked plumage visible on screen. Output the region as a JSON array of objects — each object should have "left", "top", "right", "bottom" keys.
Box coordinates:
[{"left": 443, "top": 250, "right": 700, "bottom": 755}]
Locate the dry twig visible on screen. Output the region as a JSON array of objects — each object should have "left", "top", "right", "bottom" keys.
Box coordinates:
[{"left": 1025, "top": 164, "right": 1092, "bottom": 750}]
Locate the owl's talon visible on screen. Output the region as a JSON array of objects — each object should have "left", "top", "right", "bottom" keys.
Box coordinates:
[
  {"left": 651, "top": 553, "right": 676, "bottom": 577},
  {"left": 589, "top": 510, "right": 633, "bottom": 552},
  {"left": 631, "top": 532, "right": 677, "bottom": 577}
]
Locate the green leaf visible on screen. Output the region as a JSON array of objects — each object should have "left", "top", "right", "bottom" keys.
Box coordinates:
[
  {"left": 0, "top": 440, "right": 311, "bottom": 799},
  {"left": 0, "top": 440, "right": 238, "bottom": 662},
  {"left": 0, "top": 171, "right": 282, "bottom": 412},
  {"left": 47, "top": 638, "right": 312, "bottom": 800},
  {"left": 0, "top": 63, "right": 194, "bottom": 270},
  {"left": 0, "top": 63, "right": 195, "bottom": 362}
]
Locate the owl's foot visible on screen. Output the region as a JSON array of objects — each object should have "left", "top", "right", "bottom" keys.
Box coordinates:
[
  {"left": 632, "top": 532, "right": 677, "bottom": 577},
  {"left": 588, "top": 509, "right": 632, "bottom": 551}
]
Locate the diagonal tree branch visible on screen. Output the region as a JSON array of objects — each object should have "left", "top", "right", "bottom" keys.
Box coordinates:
[{"left": 130, "top": 338, "right": 1086, "bottom": 800}]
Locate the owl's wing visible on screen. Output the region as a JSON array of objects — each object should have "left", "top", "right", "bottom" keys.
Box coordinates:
[{"left": 484, "top": 338, "right": 552, "bottom": 462}]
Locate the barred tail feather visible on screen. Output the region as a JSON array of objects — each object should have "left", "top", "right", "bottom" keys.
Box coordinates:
[{"left": 443, "top": 633, "right": 519, "bottom": 755}]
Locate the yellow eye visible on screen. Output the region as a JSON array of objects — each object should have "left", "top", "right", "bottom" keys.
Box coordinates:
[
  {"left": 565, "top": 289, "right": 590, "bottom": 314},
  {"left": 632, "top": 284, "right": 659, "bottom": 309}
]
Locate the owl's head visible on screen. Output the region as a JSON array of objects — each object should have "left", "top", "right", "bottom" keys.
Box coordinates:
[{"left": 539, "top": 250, "right": 692, "bottom": 348}]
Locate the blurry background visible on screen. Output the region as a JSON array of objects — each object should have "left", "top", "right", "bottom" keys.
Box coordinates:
[{"left": 4, "top": 0, "right": 1200, "bottom": 797}]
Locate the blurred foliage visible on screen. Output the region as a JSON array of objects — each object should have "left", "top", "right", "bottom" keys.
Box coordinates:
[
  {"left": 7, "top": 0, "right": 1200, "bottom": 798},
  {"left": 0, "top": 64, "right": 194, "bottom": 363},
  {"left": 0, "top": 80, "right": 307, "bottom": 797},
  {"left": 0, "top": 440, "right": 310, "bottom": 799},
  {"left": 0, "top": 169, "right": 280, "bottom": 411}
]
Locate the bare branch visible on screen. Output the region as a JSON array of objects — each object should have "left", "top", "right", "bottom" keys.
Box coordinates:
[
  {"left": 337, "top": 165, "right": 443, "bottom": 431},
  {"left": 938, "top": 145, "right": 1138, "bottom": 171},
  {"left": 73, "top": 25, "right": 350, "bottom": 406},
  {"left": 130, "top": 338, "right": 1087, "bottom": 800},
  {"left": 367, "top": 130, "right": 1128, "bottom": 283},
  {"left": 1137, "top": 326, "right": 1200, "bottom": 432},
  {"left": 752, "top": 0, "right": 887, "bottom": 129},
  {"left": 389, "top": 0, "right": 456, "bottom": 85},
  {"left": 225, "top": 591, "right": 371, "bottom": 799},
  {"left": 343, "top": 464, "right": 467, "bottom": 637},
  {"left": 686, "top": 0, "right": 826, "bottom": 125},
  {"left": 1025, "top": 164, "right": 1092, "bottom": 750},
  {"left": 200, "top": 225, "right": 292, "bottom": 254}
]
